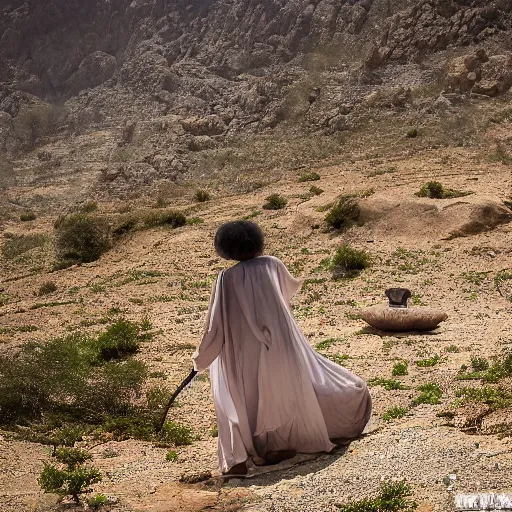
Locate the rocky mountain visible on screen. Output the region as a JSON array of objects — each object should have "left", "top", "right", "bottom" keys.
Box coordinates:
[{"left": 1, "top": 0, "right": 512, "bottom": 200}]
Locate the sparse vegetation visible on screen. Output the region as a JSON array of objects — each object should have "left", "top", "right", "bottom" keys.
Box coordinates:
[
  {"left": 38, "top": 448, "right": 101, "bottom": 504},
  {"left": 416, "top": 355, "right": 440, "bottom": 367},
  {"left": 336, "top": 480, "right": 417, "bottom": 512},
  {"left": 54, "top": 214, "right": 111, "bottom": 265},
  {"left": 411, "top": 383, "right": 442, "bottom": 406},
  {"left": 194, "top": 189, "right": 210, "bottom": 202},
  {"left": 331, "top": 244, "right": 371, "bottom": 279},
  {"left": 309, "top": 185, "right": 324, "bottom": 195},
  {"left": 298, "top": 172, "right": 320, "bottom": 182},
  {"left": 392, "top": 361, "right": 409, "bottom": 376},
  {"left": 37, "top": 281, "right": 57, "bottom": 296},
  {"left": 382, "top": 406, "right": 408, "bottom": 422},
  {"left": 406, "top": 128, "right": 418, "bottom": 138},
  {"left": 88, "top": 494, "right": 109, "bottom": 508},
  {"left": 494, "top": 269, "right": 512, "bottom": 300},
  {"left": 166, "top": 450, "right": 178, "bottom": 462},
  {"left": 97, "top": 319, "right": 141, "bottom": 360},
  {"left": 80, "top": 202, "right": 98, "bottom": 213},
  {"left": 315, "top": 338, "right": 344, "bottom": 350},
  {"left": 2, "top": 233, "right": 48, "bottom": 260},
  {"left": 368, "top": 378, "right": 408, "bottom": 391},
  {"left": 445, "top": 345, "right": 460, "bottom": 353},
  {"left": 324, "top": 196, "right": 360, "bottom": 229},
  {"left": 143, "top": 210, "right": 187, "bottom": 229},
  {"left": 415, "top": 181, "right": 470, "bottom": 199},
  {"left": 263, "top": 193, "right": 288, "bottom": 210},
  {"left": 20, "top": 212, "right": 37, "bottom": 222}
]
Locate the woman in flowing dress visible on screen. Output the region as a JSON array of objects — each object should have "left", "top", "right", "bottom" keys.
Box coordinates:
[{"left": 192, "top": 221, "right": 372, "bottom": 476}]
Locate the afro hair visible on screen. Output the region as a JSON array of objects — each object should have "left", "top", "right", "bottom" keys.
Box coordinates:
[{"left": 214, "top": 221, "right": 264, "bottom": 261}]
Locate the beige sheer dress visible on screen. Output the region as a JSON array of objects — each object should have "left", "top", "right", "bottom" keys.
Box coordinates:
[{"left": 192, "top": 256, "right": 372, "bottom": 472}]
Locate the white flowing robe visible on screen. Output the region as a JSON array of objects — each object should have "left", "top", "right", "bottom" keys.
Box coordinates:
[{"left": 192, "top": 256, "right": 372, "bottom": 473}]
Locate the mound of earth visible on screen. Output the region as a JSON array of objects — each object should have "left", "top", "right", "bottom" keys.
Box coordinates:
[{"left": 358, "top": 196, "right": 512, "bottom": 240}]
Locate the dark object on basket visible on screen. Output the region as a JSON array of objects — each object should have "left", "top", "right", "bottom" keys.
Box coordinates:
[{"left": 385, "top": 288, "right": 411, "bottom": 308}]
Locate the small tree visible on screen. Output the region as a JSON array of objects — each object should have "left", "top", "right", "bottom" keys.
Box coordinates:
[
  {"left": 54, "top": 214, "right": 111, "bottom": 264},
  {"left": 38, "top": 448, "right": 101, "bottom": 504}
]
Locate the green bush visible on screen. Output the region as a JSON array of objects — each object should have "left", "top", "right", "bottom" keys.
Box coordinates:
[
  {"left": 331, "top": 244, "right": 371, "bottom": 279},
  {"left": 415, "top": 355, "right": 440, "bottom": 367},
  {"left": 97, "top": 319, "right": 140, "bottom": 360},
  {"left": 382, "top": 406, "right": 408, "bottom": 422},
  {"left": 54, "top": 214, "right": 111, "bottom": 264},
  {"left": 309, "top": 185, "right": 324, "bottom": 195},
  {"left": 406, "top": 128, "right": 418, "bottom": 138},
  {"left": 39, "top": 459, "right": 101, "bottom": 504},
  {"left": 471, "top": 356, "right": 490, "bottom": 372},
  {"left": 88, "top": 494, "right": 109, "bottom": 508},
  {"left": 143, "top": 210, "right": 187, "bottom": 229},
  {"left": 38, "top": 281, "right": 57, "bottom": 296},
  {"left": 1, "top": 233, "right": 47, "bottom": 260},
  {"left": 263, "top": 193, "right": 288, "bottom": 210},
  {"left": 415, "top": 181, "right": 469, "bottom": 199},
  {"left": 411, "top": 383, "right": 442, "bottom": 406},
  {"left": 20, "top": 212, "right": 37, "bottom": 222},
  {"left": 368, "top": 378, "right": 407, "bottom": 391},
  {"left": 325, "top": 196, "right": 360, "bottom": 229},
  {"left": 392, "top": 361, "right": 408, "bottom": 376},
  {"left": 337, "top": 480, "right": 417, "bottom": 512},
  {"left": 298, "top": 172, "right": 321, "bottom": 182},
  {"left": 54, "top": 448, "right": 92, "bottom": 469},
  {"left": 158, "top": 420, "right": 194, "bottom": 447},
  {"left": 166, "top": 450, "right": 178, "bottom": 462},
  {"left": 194, "top": 189, "right": 210, "bottom": 202},
  {"left": 0, "top": 330, "right": 146, "bottom": 425}
]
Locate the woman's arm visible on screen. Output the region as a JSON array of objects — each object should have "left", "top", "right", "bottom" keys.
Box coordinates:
[{"left": 191, "top": 271, "right": 226, "bottom": 372}]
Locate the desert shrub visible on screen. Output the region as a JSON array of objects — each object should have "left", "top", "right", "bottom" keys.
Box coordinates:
[
  {"left": 1, "top": 233, "right": 47, "bottom": 260},
  {"left": 158, "top": 420, "right": 194, "bottom": 447},
  {"left": 13, "top": 105, "right": 56, "bottom": 148},
  {"left": 0, "top": 330, "right": 146, "bottom": 425},
  {"left": 263, "top": 193, "right": 287, "bottom": 210},
  {"left": 143, "top": 210, "right": 187, "bottom": 229},
  {"left": 194, "top": 189, "right": 210, "bottom": 202},
  {"left": 79, "top": 202, "right": 98, "bottom": 213},
  {"left": 406, "top": 128, "right": 418, "bottom": 138},
  {"left": 112, "top": 215, "right": 138, "bottom": 238},
  {"left": 368, "top": 378, "right": 407, "bottom": 391},
  {"left": 298, "top": 172, "right": 320, "bottom": 182},
  {"left": 415, "top": 181, "right": 470, "bottom": 199},
  {"left": 38, "top": 281, "right": 57, "bottom": 296},
  {"left": 382, "top": 406, "right": 408, "bottom": 422},
  {"left": 88, "top": 494, "right": 109, "bottom": 508},
  {"left": 20, "top": 212, "right": 37, "bottom": 222},
  {"left": 309, "top": 185, "right": 324, "bottom": 195},
  {"left": 97, "top": 319, "right": 140, "bottom": 360},
  {"left": 325, "top": 196, "right": 360, "bottom": 229},
  {"left": 392, "top": 361, "right": 408, "bottom": 376},
  {"left": 415, "top": 355, "right": 440, "bottom": 367},
  {"left": 336, "top": 480, "right": 417, "bottom": 512},
  {"left": 455, "top": 385, "right": 512, "bottom": 410},
  {"left": 494, "top": 270, "right": 512, "bottom": 300},
  {"left": 411, "top": 383, "right": 442, "bottom": 406},
  {"left": 54, "top": 214, "right": 111, "bottom": 264},
  {"left": 471, "top": 356, "right": 490, "bottom": 372},
  {"left": 166, "top": 450, "right": 178, "bottom": 462},
  {"left": 38, "top": 448, "right": 101, "bottom": 504},
  {"left": 331, "top": 244, "right": 371, "bottom": 279},
  {"left": 0, "top": 292, "right": 9, "bottom": 307}
]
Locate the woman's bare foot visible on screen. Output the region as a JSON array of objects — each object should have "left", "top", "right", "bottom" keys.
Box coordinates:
[
  {"left": 264, "top": 449, "right": 297, "bottom": 466},
  {"left": 222, "top": 461, "right": 248, "bottom": 477}
]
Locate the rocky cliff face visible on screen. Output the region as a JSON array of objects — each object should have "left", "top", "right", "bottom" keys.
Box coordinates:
[{"left": 1, "top": 0, "right": 512, "bottom": 199}]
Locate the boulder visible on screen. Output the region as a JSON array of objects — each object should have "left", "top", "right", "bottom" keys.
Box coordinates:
[
  {"left": 65, "top": 51, "right": 117, "bottom": 95},
  {"left": 472, "top": 54, "right": 512, "bottom": 97},
  {"left": 361, "top": 304, "right": 448, "bottom": 332},
  {"left": 181, "top": 115, "right": 226, "bottom": 136},
  {"left": 187, "top": 135, "right": 217, "bottom": 151}
]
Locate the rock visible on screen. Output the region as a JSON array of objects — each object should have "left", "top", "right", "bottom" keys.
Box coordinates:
[
  {"left": 65, "top": 51, "right": 117, "bottom": 95},
  {"left": 431, "top": 95, "right": 452, "bottom": 114},
  {"left": 37, "top": 150, "right": 52, "bottom": 161},
  {"left": 361, "top": 304, "right": 448, "bottom": 332},
  {"left": 181, "top": 115, "right": 226, "bottom": 136},
  {"left": 448, "top": 202, "right": 512, "bottom": 239},
  {"left": 187, "top": 135, "right": 217, "bottom": 152},
  {"left": 472, "top": 54, "right": 512, "bottom": 97},
  {"left": 464, "top": 55, "right": 480, "bottom": 72}
]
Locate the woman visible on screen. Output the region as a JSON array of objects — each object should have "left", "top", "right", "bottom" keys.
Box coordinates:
[{"left": 192, "top": 221, "right": 372, "bottom": 476}]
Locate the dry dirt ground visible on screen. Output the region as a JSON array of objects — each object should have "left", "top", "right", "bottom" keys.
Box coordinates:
[{"left": 1, "top": 129, "right": 512, "bottom": 512}]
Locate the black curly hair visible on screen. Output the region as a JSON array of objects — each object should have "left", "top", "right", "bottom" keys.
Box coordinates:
[{"left": 214, "top": 221, "right": 264, "bottom": 261}]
